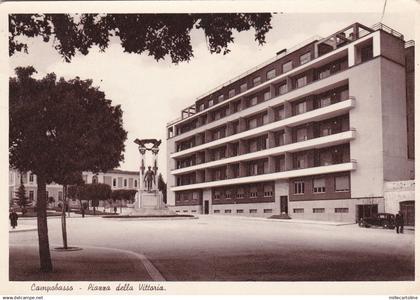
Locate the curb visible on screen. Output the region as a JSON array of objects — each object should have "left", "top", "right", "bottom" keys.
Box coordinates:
[
  {"left": 68, "top": 244, "right": 166, "bottom": 281},
  {"left": 9, "top": 227, "right": 37, "bottom": 233},
  {"left": 203, "top": 214, "right": 352, "bottom": 226},
  {"left": 10, "top": 243, "right": 164, "bottom": 281}
]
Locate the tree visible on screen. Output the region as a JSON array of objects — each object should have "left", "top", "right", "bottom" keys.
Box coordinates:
[
  {"left": 9, "top": 67, "right": 127, "bottom": 272},
  {"left": 55, "top": 171, "right": 84, "bottom": 249},
  {"left": 111, "top": 189, "right": 137, "bottom": 213},
  {"left": 14, "top": 172, "right": 32, "bottom": 214},
  {"left": 157, "top": 173, "right": 167, "bottom": 204},
  {"left": 9, "top": 13, "right": 272, "bottom": 63},
  {"left": 82, "top": 183, "right": 112, "bottom": 215},
  {"left": 111, "top": 189, "right": 137, "bottom": 202},
  {"left": 48, "top": 196, "right": 55, "bottom": 208},
  {"left": 68, "top": 184, "right": 85, "bottom": 211}
]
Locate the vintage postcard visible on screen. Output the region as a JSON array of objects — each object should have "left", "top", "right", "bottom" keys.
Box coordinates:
[{"left": 0, "top": 0, "right": 419, "bottom": 297}]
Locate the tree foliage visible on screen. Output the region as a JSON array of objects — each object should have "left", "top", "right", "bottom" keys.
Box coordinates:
[
  {"left": 157, "top": 173, "right": 167, "bottom": 204},
  {"left": 14, "top": 180, "right": 32, "bottom": 211},
  {"left": 9, "top": 13, "right": 272, "bottom": 63},
  {"left": 68, "top": 183, "right": 112, "bottom": 205},
  {"left": 83, "top": 183, "right": 112, "bottom": 205},
  {"left": 9, "top": 67, "right": 127, "bottom": 180},
  {"left": 111, "top": 189, "right": 137, "bottom": 202},
  {"left": 9, "top": 67, "right": 127, "bottom": 271}
]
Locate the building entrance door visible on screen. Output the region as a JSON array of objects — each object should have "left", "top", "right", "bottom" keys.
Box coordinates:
[
  {"left": 400, "top": 201, "right": 415, "bottom": 226},
  {"left": 280, "top": 196, "right": 288, "bottom": 214},
  {"left": 204, "top": 200, "right": 209, "bottom": 215},
  {"left": 356, "top": 204, "right": 378, "bottom": 222}
]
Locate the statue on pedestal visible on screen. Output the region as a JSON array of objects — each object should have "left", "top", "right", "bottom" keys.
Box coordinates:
[
  {"left": 144, "top": 166, "right": 155, "bottom": 192},
  {"left": 130, "top": 138, "right": 167, "bottom": 212}
]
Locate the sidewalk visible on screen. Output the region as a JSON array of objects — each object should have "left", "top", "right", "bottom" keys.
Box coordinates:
[
  {"left": 9, "top": 244, "right": 157, "bottom": 281},
  {"left": 204, "top": 214, "right": 354, "bottom": 226},
  {"left": 266, "top": 217, "right": 355, "bottom": 226},
  {"left": 9, "top": 225, "right": 37, "bottom": 233}
]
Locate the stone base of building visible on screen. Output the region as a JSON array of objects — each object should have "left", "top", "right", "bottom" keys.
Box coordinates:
[
  {"left": 289, "top": 197, "right": 385, "bottom": 223},
  {"left": 170, "top": 197, "right": 395, "bottom": 223},
  {"left": 170, "top": 205, "right": 202, "bottom": 214}
]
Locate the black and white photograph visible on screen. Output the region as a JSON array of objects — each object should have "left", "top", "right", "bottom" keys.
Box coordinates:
[{"left": 1, "top": 0, "right": 418, "bottom": 297}]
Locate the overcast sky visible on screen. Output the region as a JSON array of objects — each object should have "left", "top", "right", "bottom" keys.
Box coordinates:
[{"left": 8, "top": 2, "right": 416, "bottom": 178}]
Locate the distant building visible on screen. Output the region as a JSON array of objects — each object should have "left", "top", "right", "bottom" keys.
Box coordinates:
[
  {"left": 166, "top": 23, "right": 415, "bottom": 222},
  {"left": 8, "top": 169, "right": 139, "bottom": 208}
]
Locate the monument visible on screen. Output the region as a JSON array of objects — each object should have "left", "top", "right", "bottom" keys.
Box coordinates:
[{"left": 124, "top": 138, "right": 175, "bottom": 216}]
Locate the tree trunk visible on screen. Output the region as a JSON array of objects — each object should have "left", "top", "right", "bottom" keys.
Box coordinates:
[
  {"left": 36, "top": 175, "right": 53, "bottom": 272},
  {"left": 61, "top": 185, "right": 68, "bottom": 249},
  {"left": 93, "top": 202, "right": 96, "bottom": 215}
]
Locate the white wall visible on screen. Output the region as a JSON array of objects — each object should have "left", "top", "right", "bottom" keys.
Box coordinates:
[
  {"left": 348, "top": 58, "right": 384, "bottom": 198},
  {"left": 380, "top": 59, "right": 414, "bottom": 181},
  {"left": 166, "top": 138, "right": 177, "bottom": 206},
  {"left": 384, "top": 180, "right": 415, "bottom": 214}
]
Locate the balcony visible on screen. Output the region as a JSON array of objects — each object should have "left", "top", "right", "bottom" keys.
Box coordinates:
[
  {"left": 171, "top": 161, "right": 357, "bottom": 191},
  {"left": 171, "top": 98, "right": 356, "bottom": 159},
  {"left": 171, "top": 130, "right": 356, "bottom": 175},
  {"left": 168, "top": 23, "right": 385, "bottom": 129}
]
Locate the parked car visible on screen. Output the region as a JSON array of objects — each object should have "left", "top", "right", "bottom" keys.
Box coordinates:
[{"left": 358, "top": 213, "right": 396, "bottom": 229}]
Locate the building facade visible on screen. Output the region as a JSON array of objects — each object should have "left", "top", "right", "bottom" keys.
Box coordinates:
[
  {"left": 166, "top": 23, "right": 415, "bottom": 222},
  {"left": 9, "top": 169, "right": 140, "bottom": 208}
]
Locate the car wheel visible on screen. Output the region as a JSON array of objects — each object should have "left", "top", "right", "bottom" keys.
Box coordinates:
[{"left": 382, "top": 221, "right": 390, "bottom": 229}]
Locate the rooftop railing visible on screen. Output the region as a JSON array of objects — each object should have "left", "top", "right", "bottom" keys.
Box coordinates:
[
  {"left": 405, "top": 40, "right": 415, "bottom": 48},
  {"left": 371, "top": 23, "right": 404, "bottom": 40},
  {"left": 192, "top": 35, "right": 322, "bottom": 103}
]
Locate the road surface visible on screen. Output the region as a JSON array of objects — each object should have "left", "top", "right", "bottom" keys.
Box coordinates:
[{"left": 9, "top": 214, "right": 414, "bottom": 281}]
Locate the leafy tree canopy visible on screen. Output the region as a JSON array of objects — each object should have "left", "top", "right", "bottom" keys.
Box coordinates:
[
  {"left": 68, "top": 183, "right": 112, "bottom": 201},
  {"left": 111, "top": 189, "right": 137, "bottom": 201},
  {"left": 9, "top": 13, "right": 272, "bottom": 63},
  {"left": 9, "top": 66, "right": 128, "bottom": 183},
  {"left": 83, "top": 183, "right": 112, "bottom": 201}
]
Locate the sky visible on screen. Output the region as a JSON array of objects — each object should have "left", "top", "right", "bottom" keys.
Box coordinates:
[{"left": 8, "top": 2, "right": 417, "bottom": 178}]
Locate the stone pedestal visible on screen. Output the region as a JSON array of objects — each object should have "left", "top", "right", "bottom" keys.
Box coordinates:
[
  {"left": 125, "top": 190, "right": 176, "bottom": 216},
  {"left": 135, "top": 190, "right": 163, "bottom": 209}
]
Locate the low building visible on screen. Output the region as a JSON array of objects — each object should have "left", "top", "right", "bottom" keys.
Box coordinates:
[{"left": 8, "top": 169, "right": 140, "bottom": 209}]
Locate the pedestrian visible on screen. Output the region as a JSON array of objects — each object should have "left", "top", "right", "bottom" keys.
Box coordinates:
[
  {"left": 81, "top": 207, "right": 85, "bottom": 218},
  {"left": 9, "top": 210, "right": 18, "bottom": 229},
  {"left": 114, "top": 206, "right": 117, "bottom": 214},
  {"left": 395, "top": 211, "right": 404, "bottom": 234}
]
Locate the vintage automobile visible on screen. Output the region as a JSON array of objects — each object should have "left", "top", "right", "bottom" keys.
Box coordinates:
[{"left": 358, "top": 213, "right": 396, "bottom": 229}]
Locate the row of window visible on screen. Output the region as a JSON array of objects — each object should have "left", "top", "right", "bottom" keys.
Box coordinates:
[
  {"left": 24, "top": 190, "right": 64, "bottom": 202},
  {"left": 293, "top": 207, "right": 349, "bottom": 213},
  {"left": 175, "top": 209, "right": 198, "bottom": 213},
  {"left": 214, "top": 208, "right": 273, "bottom": 214},
  {"left": 198, "top": 52, "right": 312, "bottom": 112},
  {"left": 176, "top": 190, "right": 202, "bottom": 202},
  {"left": 174, "top": 83, "right": 349, "bottom": 153},
  {"left": 111, "top": 178, "right": 138, "bottom": 188},
  {"left": 9, "top": 172, "right": 36, "bottom": 184},
  {"left": 293, "top": 175, "right": 350, "bottom": 195},
  {"left": 213, "top": 183, "right": 274, "bottom": 200},
  {"left": 175, "top": 113, "right": 349, "bottom": 171},
  {"left": 173, "top": 54, "right": 348, "bottom": 139},
  {"left": 176, "top": 144, "right": 350, "bottom": 186}
]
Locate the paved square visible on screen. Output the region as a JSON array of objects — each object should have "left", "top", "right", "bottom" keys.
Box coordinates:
[{"left": 10, "top": 215, "right": 414, "bottom": 281}]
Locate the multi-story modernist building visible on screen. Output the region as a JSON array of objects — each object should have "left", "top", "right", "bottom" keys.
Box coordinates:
[
  {"left": 9, "top": 169, "right": 140, "bottom": 207},
  {"left": 166, "top": 23, "right": 415, "bottom": 222}
]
